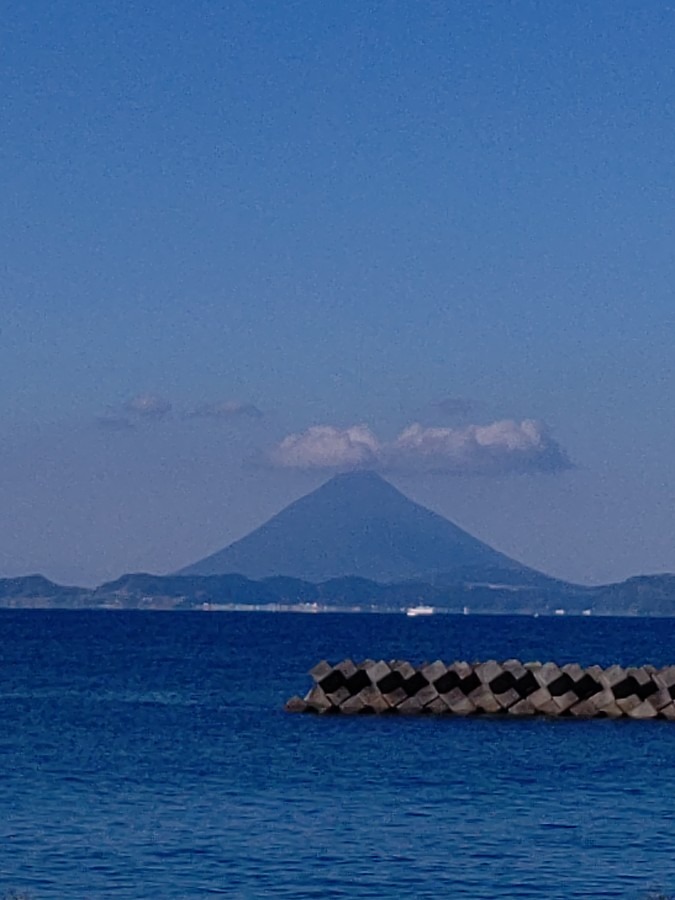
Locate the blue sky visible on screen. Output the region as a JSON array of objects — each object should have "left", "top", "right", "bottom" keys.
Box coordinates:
[{"left": 2, "top": 1, "right": 675, "bottom": 585}]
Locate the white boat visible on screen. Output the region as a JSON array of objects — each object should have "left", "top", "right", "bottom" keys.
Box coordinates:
[{"left": 405, "top": 605, "right": 435, "bottom": 617}]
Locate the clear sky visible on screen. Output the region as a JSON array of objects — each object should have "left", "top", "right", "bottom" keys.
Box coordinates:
[{"left": 2, "top": 0, "right": 675, "bottom": 586}]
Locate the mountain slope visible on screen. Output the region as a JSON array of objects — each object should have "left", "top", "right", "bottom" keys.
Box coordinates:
[{"left": 177, "top": 470, "right": 549, "bottom": 584}]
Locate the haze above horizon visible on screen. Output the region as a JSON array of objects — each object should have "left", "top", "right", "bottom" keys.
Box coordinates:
[{"left": 2, "top": 1, "right": 674, "bottom": 587}]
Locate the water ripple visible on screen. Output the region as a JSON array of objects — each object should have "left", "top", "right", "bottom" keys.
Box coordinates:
[{"left": 2, "top": 610, "right": 675, "bottom": 898}]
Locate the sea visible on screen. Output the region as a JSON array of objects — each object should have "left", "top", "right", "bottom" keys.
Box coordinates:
[{"left": 2, "top": 610, "right": 675, "bottom": 900}]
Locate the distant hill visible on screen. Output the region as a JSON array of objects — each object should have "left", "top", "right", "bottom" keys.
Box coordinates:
[
  {"left": 66, "top": 571, "right": 592, "bottom": 614},
  {"left": 4, "top": 472, "right": 675, "bottom": 615},
  {"left": 0, "top": 575, "right": 90, "bottom": 608},
  {"left": 591, "top": 575, "right": 675, "bottom": 616},
  {"left": 2, "top": 570, "right": 675, "bottom": 615},
  {"left": 178, "top": 470, "right": 556, "bottom": 586}
]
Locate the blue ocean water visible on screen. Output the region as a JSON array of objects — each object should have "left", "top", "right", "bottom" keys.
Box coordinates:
[{"left": 2, "top": 610, "right": 675, "bottom": 899}]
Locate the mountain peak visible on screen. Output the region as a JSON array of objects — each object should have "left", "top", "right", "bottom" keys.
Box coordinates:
[
  {"left": 326, "top": 469, "right": 383, "bottom": 483},
  {"left": 314, "top": 469, "right": 402, "bottom": 496},
  {"left": 178, "top": 472, "right": 543, "bottom": 585}
]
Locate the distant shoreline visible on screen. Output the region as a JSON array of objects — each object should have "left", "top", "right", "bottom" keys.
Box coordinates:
[
  {"left": 2, "top": 601, "right": 675, "bottom": 618},
  {"left": 2, "top": 569, "right": 675, "bottom": 616}
]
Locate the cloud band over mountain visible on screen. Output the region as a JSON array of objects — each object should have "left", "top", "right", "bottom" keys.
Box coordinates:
[{"left": 269, "top": 420, "right": 573, "bottom": 476}]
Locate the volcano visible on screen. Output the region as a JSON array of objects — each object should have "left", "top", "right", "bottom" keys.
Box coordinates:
[{"left": 178, "top": 471, "right": 554, "bottom": 587}]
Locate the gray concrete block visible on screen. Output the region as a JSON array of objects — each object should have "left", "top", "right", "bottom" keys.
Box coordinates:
[
  {"left": 646, "top": 688, "right": 672, "bottom": 711},
  {"left": 304, "top": 684, "right": 334, "bottom": 712},
  {"left": 421, "top": 660, "right": 448, "bottom": 683},
  {"left": 528, "top": 686, "right": 554, "bottom": 711},
  {"left": 599, "top": 665, "right": 626, "bottom": 689},
  {"left": 284, "top": 696, "right": 308, "bottom": 712},
  {"left": 569, "top": 699, "right": 598, "bottom": 717},
  {"left": 468, "top": 684, "right": 502, "bottom": 713},
  {"left": 415, "top": 684, "right": 440, "bottom": 707},
  {"left": 442, "top": 687, "right": 477, "bottom": 715},
  {"left": 340, "top": 694, "right": 367, "bottom": 714},
  {"left": 325, "top": 686, "right": 350, "bottom": 706},
  {"left": 552, "top": 691, "right": 579, "bottom": 713},
  {"left": 533, "top": 662, "right": 562, "bottom": 688},
  {"left": 334, "top": 659, "right": 358, "bottom": 680},
  {"left": 308, "top": 660, "right": 334, "bottom": 682},
  {"left": 508, "top": 699, "right": 536, "bottom": 716},
  {"left": 625, "top": 700, "right": 658, "bottom": 719},
  {"left": 561, "top": 663, "right": 585, "bottom": 682},
  {"left": 626, "top": 666, "right": 653, "bottom": 686},
  {"left": 449, "top": 660, "right": 474, "bottom": 679},
  {"left": 357, "top": 685, "right": 387, "bottom": 707},
  {"left": 654, "top": 666, "right": 675, "bottom": 690},
  {"left": 475, "top": 660, "right": 503, "bottom": 684},
  {"left": 365, "top": 660, "right": 392, "bottom": 684},
  {"left": 616, "top": 695, "right": 643, "bottom": 714},
  {"left": 493, "top": 687, "right": 521, "bottom": 709},
  {"left": 658, "top": 703, "right": 675, "bottom": 719},
  {"left": 390, "top": 660, "right": 416, "bottom": 680},
  {"left": 292, "top": 658, "right": 675, "bottom": 721},
  {"left": 585, "top": 664, "right": 605, "bottom": 681},
  {"left": 502, "top": 659, "right": 528, "bottom": 680},
  {"left": 364, "top": 692, "right": 392, "bottom": 713},
  {"left": 587, "top": 689, "right": 624, "bottom": 718},
  {"left": 586, "top": 688, "right": 615, "bottom": 710},
  {"left": 397, "top": 695, "right": 425, "bottom": 715},
  {"left": 380, "top": 685, "right": 408, "bottom": 706},
  {"left": 423, "top": 696, "right": 449, "bottom": 714}
]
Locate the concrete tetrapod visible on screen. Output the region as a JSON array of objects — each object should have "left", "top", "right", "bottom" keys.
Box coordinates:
[{"left": 285, "top": 659, "right": 675, "bottom": 720}]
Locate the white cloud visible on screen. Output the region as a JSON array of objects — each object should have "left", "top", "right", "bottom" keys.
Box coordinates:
[
  {"left": 125, "top": 393, "right": 172, "bottom": 419},
  {"left": 388, "top": 420, "right": 572, "bottom": 474},
  {"left": 270, "top": 425, "right": 380, "bottom": 470},
  {"left": 269, "top": 420, "right": 572, "bottom": 476}
]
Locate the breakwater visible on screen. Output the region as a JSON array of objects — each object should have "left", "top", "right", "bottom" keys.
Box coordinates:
[{"left": 285, "top": 659, "right": 675, "bottom": 719}]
